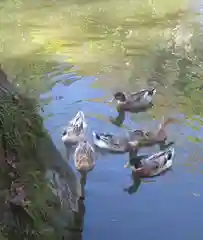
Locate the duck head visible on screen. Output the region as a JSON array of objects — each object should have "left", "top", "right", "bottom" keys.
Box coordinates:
[
  {"left": 62, "top": 129, "right": 67, "bottom": 136},
  {"left": 110, "top": 92, "right": 127, "bottom": 103},
  {"left": 114, "top": 92, "right": 127, "bottom": 102}
]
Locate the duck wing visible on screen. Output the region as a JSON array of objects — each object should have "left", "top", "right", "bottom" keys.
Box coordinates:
[
  {"left": 74, "top": 141, "right": 95, "bottom": 172},
  {"left": 68, "top": 111, "right": 86, "bottom": 136},
  {"left": 102, "top": 133, "right": 123, "bottom": 145},
  {"left": 129, "top": 88, "right": 156, "bottom": 103},
  {"left": 70, "top": 111, "right": 83, "bottom": 124},
  {"left": 128, "top": 130, "right": 146, "bottom": 141},
  {"left": 128, "top": 130, "right": 156, "bottom": 144},
  {"left": 129, "top": 89, "right": 148, "bottom": 98},
  {"left": 94, "top": 133, "right": 116, "bottom": 145},
  {"left": 142, "top": 149, "right": 174, "bottom": 170}
]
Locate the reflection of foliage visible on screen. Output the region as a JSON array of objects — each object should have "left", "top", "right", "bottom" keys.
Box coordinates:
[
  {"left": 2, "top": 49, "right": 75, "bottom": 99},
  {"left": 2, "top": 53, "right": 57, "bottom": 98},
  {"left": 1, "top": 0, "right": 188, "bottom": 74}
]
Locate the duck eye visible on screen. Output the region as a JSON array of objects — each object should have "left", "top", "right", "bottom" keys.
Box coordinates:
[
  {"left": 167, "top": 151, "right": 172, "bottom": 160},
  {"left": 62, "top": 130, "right": 67, "bottom": 136},
  {"left": 117, "top": 95, "right": 122, "bottom": 100},
  {"left": 114, "top": 94, "right": 119, "bottom": 99},
  {"left": 95, "top": 134, "right": 100, "bottom": 139}
]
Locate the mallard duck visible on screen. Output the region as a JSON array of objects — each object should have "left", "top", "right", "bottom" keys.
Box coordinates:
[
  {"left": 110, "top": 88, "right": 156, "bottom": 112},
  {"left": 62, "top": 111, "right": 87, "bottom": 144},
  {"left": 128, "top": 148, "right": 175, "bottom": 177},
  {"left": 128, "top": 117, "right": 176, "bottom": 148},
  {"left": 92, "top": 131, "right": 140, "bottom": 153},
  {"left": 74, "top": 140, "right": 96, "bottom": 173}
]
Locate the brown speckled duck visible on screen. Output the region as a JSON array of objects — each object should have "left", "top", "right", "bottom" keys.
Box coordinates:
[
  {"left": 74, "top": 140, "right": 96, "bottom": 173},
  {"left": 62, "top": 111, "right": 87, "bottom": 144},
  {"left": 129, "top": 117, "right": 176, "bottom": 147}
]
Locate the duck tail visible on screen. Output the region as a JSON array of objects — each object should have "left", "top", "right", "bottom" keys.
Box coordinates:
[
  {"left": 148, "top": 88, "right": 156, "bottom": 96},
  {"left": 92, "top": 131, "right": 100, "bottom": 140},
  {"left": 157, "top": 117, "right": 177, "bottom": 134}
]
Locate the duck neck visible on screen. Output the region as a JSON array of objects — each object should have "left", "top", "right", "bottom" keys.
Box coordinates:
[{"left": 129, "top": 148, "right": 138, "bottom": 159}]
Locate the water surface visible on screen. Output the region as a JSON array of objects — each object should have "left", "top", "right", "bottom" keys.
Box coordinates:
[{"left": 1, "top": 0, "right": 203, "bottom": 239}]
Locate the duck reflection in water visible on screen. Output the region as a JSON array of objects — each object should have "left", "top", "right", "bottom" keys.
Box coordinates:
[
  {"left": 65, "top": 144, "right": 75, "bottom": 162},
  {"left": 109, "top": 110, "right": 126, "bottom": 127},
  {"left": 124, "top": 155, "right": 149, "bottom": 195},
  {"left": 109, "top": 104, "right": 154, "bottom": 127},
  {"left": 67, "top": 173, "right": 86, "bottom": 240},
  {"left": 124, "top": 173, "right": 142, "bottom": 195}
]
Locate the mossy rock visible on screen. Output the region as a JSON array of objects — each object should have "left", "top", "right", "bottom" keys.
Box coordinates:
[{"left": 0, "top": 68, "right": 80, "bottom": 239}]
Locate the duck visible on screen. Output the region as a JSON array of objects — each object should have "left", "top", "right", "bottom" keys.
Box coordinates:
[
  {"left": 74, "top": 140, "right": 96, "bottom": 173},
  {"left": 74, "top": 140, "right": 96, "bottom": 200},
  {"left": 127, "top": 148, "right": 175, "bottom": 177},
  {"left": 110, "top": 88, "right": 156, "bottom": 112},
  {"left": 128, "top": 117, "right": 176, "bottom": 149},
  {"left": 92, "top": 131, "right": 139, "bottom": 153},
  {"left": 62, "top": 111, "right": 87, "bottom": 144}
]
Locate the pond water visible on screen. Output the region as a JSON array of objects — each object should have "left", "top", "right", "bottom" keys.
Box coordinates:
[{"left": 1, "top": 0, "right": 203, "bottom": 239}]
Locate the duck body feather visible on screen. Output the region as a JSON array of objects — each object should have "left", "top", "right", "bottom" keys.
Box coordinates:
[
  {"left": 131, "top": 148, "right": 175, "bottom": 177},
  {"left": 128, "top": 117, "right": 177, "bottom": 147},
  {"left": 128, "top": 88, "right": 156, "bottom": 104},
  {"left": 62, "top": 111, "right": 87, "bottom": 144},
  {"left": 74, "top": 140, "right": 96, "bottom": 173},
  {"left": 129, "top": 130, "right": 166, "bottom": 146},
  {"left": 92, "top": 132, "right": 130, "bottom": 153}
]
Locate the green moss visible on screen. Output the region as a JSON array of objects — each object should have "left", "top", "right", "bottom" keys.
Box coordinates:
[{"left": 0, "top": 94, "right": 71, "bottom": 239}]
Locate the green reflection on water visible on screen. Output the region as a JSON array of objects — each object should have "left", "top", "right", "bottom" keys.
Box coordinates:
[{"left": 1, "top": 0, "right": 203, "bottom": 135}]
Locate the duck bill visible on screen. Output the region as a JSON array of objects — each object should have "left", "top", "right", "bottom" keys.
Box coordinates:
[
  {"left": 124, "top": 161, "right": 131, "bottom": 168},
  {"left": 109, "top": 97, "right": 115, "bottom": 103}
]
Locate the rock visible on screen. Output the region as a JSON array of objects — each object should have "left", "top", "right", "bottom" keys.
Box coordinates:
[{"left": 0, "top": 66, "right": 82, "bottom": 239}]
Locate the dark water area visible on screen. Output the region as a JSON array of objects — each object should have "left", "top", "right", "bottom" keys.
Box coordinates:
[{"left": 1, "top": 0, "right": 203, "bottom": 239}]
